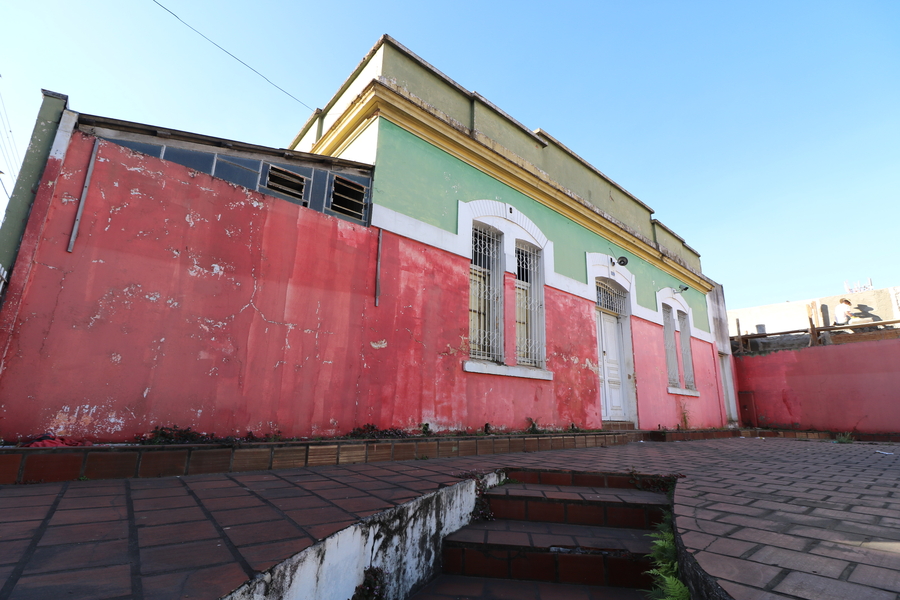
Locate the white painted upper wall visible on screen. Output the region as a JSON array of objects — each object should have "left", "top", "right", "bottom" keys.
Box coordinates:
[{"left": 727, "top": 286, "right": 900, "bottom": 336}]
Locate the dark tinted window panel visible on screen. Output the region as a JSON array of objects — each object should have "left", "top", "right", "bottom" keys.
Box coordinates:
[
  {"left": 162, "top": 147, "right": 215, "bottom": 174},
  {"left": 264, "top": 165, "right": 306, "bottom": 204},
  {"left": 219, "top": 155, "right": 261, "bottom": 170},
  {"left": 330, "top": 176, "right": 367, "bottom": 221},
  {"left": 214, "top": 160, "right": 260, "bottom": 189},
  {"left": 105, "top": 138, "right": 162, "bottom": 158},
  {"left": 271, "top": 163, "right": 314, "bottom": 179}
]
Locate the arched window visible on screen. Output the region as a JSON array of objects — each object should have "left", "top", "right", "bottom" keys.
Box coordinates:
[
  {"left": 663, "top": 301, "right": 695, "bottom": 391},
  {"left": 596, "top": 279, "right": 627, "bottom": 315}
]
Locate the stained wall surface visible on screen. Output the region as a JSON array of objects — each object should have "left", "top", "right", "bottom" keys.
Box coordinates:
[
  {"left": 734, "top": 339, "right": 900, "bottom": 433},
  {"left": 0, "top": 132, "right": 613, "bottom": 441}
]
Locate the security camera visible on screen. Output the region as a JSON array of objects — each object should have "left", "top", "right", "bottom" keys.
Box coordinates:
[{"left": 678, "top": 284, "right": 689, "bottom": 292}]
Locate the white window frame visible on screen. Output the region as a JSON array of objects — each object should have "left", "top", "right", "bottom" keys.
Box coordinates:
[
  {"left": 469, "top": 224, "right": 503, "bottom": 362},
  {"left": 461, "top": 203, "right": 553, "bottom": 380},
  {"left": 514, "top": 240, "right": 545, "bottom": 368},
  {"left": 662, "top": 292, "right": 700, "bottom": 397},
  {"left": 663, "top": 305, "right": 681, "bottom": 388},
  {"left": 678, "top": 310, "right": 696, "bottom": 390}
]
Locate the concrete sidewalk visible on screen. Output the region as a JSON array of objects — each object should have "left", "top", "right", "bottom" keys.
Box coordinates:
[{"left": 2, "top": 438, "right": 900, "bottom": 599}]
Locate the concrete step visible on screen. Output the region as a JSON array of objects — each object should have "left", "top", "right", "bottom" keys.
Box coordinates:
[
  {"left": 410, "top": 574, "right": 651, "bottom": 599},
  {"left": 442, "top": 519, "right": 654, "bottom": 588},
  {"left": 602, "top": 421, "right": 637, "bottom": 431},
  {"left": 487, "top": 482, "right": 669, "bottom": 529}
]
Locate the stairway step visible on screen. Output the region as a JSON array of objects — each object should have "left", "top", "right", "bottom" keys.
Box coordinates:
[
  {"left": 602, "top": 421, "right": 637, "bottom": 431},
  {"left": 443, "top": 519, "right": 653, "bottom": 588},
  {"left": 446, "top": 519, "right": 653, "bottom": 554},
  {"left": 504, "top": 469, "right": 672, "bottom": 491},
  {"left": 410, "top": 574, "right": 651, "bottom": 599},
  {"left": 488, "top": 483, "right": 668, "bottom": 529}
]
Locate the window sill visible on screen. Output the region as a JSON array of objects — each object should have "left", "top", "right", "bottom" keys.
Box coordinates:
[
  {"left": 668, "top": 387, "right": 700, "bottom": 397},
  {"left": 463, "top": 360, "right": 554, "bottom": 381}
]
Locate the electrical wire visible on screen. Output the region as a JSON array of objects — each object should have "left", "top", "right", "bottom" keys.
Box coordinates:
[
  {"left": 150, "top": 1, "right": 314, "bottom": 111},
  {"left": 0, "top": 78, "right": 19, "bottom": 182},
  {"left": 0, "top": 174, "right": 10, "bottom": 201},
  {"left": 0, "top": 77, "right": 21, "bottom": 174}
]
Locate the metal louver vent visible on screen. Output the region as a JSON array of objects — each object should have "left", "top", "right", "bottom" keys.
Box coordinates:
[
  {"left": 330, "top": 176, "right": 366, "bottom": 220},
  {"left": 266, "top": 166, "right": 306, "bottom": 203}
]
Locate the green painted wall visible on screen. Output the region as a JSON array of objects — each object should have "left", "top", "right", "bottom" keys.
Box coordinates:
[
  {"left": 653, "top": 222, "right": 701, "bottom": 272},
  {"left": 379, "top": 45, "right": 665, "bottom": 244},
  {"left": 372, "top": 118, "right": 710, "bottom": 330},
  {"left": 0, "top": 92, "right": 68, "bottom": 274}
]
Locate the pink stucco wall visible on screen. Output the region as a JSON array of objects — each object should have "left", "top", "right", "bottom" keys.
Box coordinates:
[
  {"left": 631, "top": 317, "right": 724, "bottom": 430},
  {"left": 734, "top": 339, "right": 900, "bottom": 433},
  {"left": 0, "top": 132, "right": 609, "bottom": 442}
]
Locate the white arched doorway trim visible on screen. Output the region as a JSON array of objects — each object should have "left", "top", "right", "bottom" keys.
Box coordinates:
[{"left": 586, "top": 253, "right": 639, "bottom": 427}]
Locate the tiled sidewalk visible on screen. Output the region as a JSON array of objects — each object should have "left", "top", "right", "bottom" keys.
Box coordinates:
[{"left": 2, "top": 438, "right": 900, "bottom": 599}]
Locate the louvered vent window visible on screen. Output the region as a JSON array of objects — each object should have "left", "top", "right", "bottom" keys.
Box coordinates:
[
  {"left": 266, "top": 166, "right": 306, "bottom": 203},
  {"left": 596, "top": 280, "right": 626, "bottom": 315},
  {"left": 331, "top": 176, "right": 366, "bottom": 221}
]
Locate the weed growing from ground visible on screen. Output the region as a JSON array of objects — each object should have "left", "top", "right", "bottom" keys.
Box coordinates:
[
  {"left": 835, "top": 432, "right": 855, "bottom": 444},
  {"left": 345, "top": 424, "right": 410, "bottom": 440},
  {"left": 349, "top": 566, "right": 386, "bottom": 600},
  {"left": 135, "top": 425, "right": 285, "bottom": 445},
  {"left": 646, "top": 512, "right": 690, "bottom": 600}
]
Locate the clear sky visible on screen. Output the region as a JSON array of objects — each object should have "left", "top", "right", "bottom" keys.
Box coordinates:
[{"left": 1, "top": 1, "right": 897, "bottom": 309}]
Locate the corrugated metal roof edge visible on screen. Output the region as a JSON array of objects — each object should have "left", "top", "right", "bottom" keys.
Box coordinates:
[{"left": 77, "top": 113, "right": 373, "bottom": 173}]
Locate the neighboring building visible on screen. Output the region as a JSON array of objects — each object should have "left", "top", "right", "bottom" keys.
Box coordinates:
[
  {"left": 0, "top": 36, "right": 737, "bottom": 442},
  {"left": 728, "top": 286, "right": 900, "bottom": 336}
]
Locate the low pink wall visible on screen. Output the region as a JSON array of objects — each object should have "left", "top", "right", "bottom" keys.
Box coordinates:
[{"left": 734, "top": 339, "right": 900, "bottom": 433}]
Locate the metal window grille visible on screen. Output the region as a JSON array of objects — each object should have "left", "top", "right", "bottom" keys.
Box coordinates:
[
  {"left": 678, "top": 311, "right": 696, "bottom": 390},
  {"left": 663, "top": 305, "right": 681, "bottom": 387},
  {"left": 515, "top": 241, "right": 544, "bottom": 367},
  {"left": 596, "top": 280, "right": 627, "bottom": 315},
  {"left": 469, "top": 226, "right": 503, "bottom": 361}
]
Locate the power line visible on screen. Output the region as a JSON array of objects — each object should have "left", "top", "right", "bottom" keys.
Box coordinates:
[
  {"left": 0, "top": 75, "right": 22, "bottom": 179},
  {"left": 0, "top": 76, "right": 22, "bottom": 173},
  {"left": 0, "top": 170, "right": 10, "bottom": 201},
  {"left": 151, "top": 1, "right": 314, "bottom": 111}
]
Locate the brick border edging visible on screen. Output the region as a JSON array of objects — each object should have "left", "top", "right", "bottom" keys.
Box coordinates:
[
  {"left": 676, "top": 525, "right": 733, "bottom": 600},
  {"left": 0, "top": 428, "right": 853, "bottom": 485}
]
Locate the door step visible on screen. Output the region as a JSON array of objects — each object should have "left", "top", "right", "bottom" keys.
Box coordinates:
[
  {"left": 410, "top": 574, "right": 651, "bottom": 599},
  {"left": 442, "top": 519, "right": 653, "bottom": 588},
  {"left": 601, "top": 421, "right": 637, "bottom": 431},
  {"left": 486, "top": 483, "right": 668, "bottom": 529}
]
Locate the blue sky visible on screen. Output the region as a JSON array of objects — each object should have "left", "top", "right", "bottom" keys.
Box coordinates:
[{"left": 1, "top": 1, "right": 897, "bottom": 309}]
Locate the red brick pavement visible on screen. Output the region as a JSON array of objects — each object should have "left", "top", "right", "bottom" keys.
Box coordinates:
[{"left": 2, "top": 438, "right": 900, "bottom": 599}]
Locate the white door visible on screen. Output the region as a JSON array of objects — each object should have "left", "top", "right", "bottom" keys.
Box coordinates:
[{"left": 598, "top": 310, "right": 627, "bottom": 421}]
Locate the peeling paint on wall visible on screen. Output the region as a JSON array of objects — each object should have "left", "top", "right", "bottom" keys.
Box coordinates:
[{"left": 225, "top": 472, "right": 502, "bottom": 600}]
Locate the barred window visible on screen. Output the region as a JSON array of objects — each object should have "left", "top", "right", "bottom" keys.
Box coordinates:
[
  {"left": 515, "top": 241, "right": 544, "bottom": 367},
  {"left": 596, "top": 280, "right": 627, "bottom": 315},
  {"left": 469, "top": 226, "right": 503, "bottom": 361}
]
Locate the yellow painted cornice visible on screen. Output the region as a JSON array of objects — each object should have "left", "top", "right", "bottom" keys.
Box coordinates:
[{"left": 306, "top": 79, "right": 714, "bottom": 292}]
